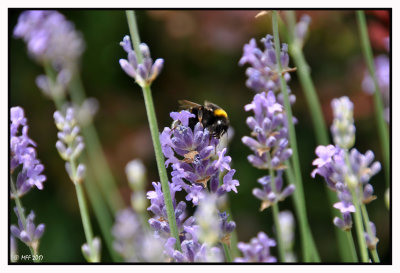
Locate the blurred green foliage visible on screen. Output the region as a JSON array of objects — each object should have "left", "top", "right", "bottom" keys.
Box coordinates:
[{"left": 9, "top": 9, "right": 390, "bottom": 263}]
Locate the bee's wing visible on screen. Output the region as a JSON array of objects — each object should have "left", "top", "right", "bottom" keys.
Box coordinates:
[
  {"left": 204, "top": 100, "right": 222, "bottom": 111},
  {"left": 178, "top": 100, "right": 202, "bottom": 110}
]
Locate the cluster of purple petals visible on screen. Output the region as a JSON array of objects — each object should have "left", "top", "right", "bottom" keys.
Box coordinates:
[
  {"left": 10, "top": 207, "right": 45, "bottom": 246},
  {"left": 252, "top": 171, "right": 295, "bottom": 211},
  {"left": 241, "top": 92, "right": 295, "bottom": 208},
  {"left": 119, "top": 35, "right": 164, "bottom": 86},
  {"left": 239, "top": 34, "right": 290, "bottom": 92},
  {"left": 312, "top": 145, "right": 381, "bottom": 230},
  {"left": 146, "top": 181, "right": 195, "bottom": 239},
  {"left": 234, "top": 232, "right": 277, "bottom": 263},
  {"left": 362, "top": 54, "right": 390, "bottom": 123},
  {"left": 159, "top": 111, "right": 239, "bottom": 205},
  {"left": 239, "top": 34, "right": 295, "bottom": 104},
  {"left": 242, "top": 91, "right": 293, "bottom": 170},
  {"left": 10, "top": 107, "right": 46, "bottom": 197},
  {"left": 164, "top": 230, "right": 223, "bottom": 262},
  {"left": 146, "top": 181, "right": 235, "bottom": 262},
  {"left": 13, "top": 10, "right": 84, "bottom": 70}
]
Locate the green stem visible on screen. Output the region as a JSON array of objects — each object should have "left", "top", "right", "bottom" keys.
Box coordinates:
[
  {"left": 71, "top": 158, "right": 98, "bottom": 262},
  {"left": 350, "top": 189, "right": 369, "bottom": 262},
  {"left": 10, "top": 176, "right": 38, "bottom": 261},
  {"left": 284, "top": 10, "right": 357, "bottom": 262},
  {"left": 356, "top": 10, "right": 390, "bottom": 189},
  {"left": 272, "top": 11, "right": 320, "bottom": 262},
  {"left": 83, "top": 162, "right": 122, "bottom": 262},
  {"left": 42, "top": 66, "right": 118, "bottom": 261},
  {"left": 345, "top": 230, "right": 359, "bottom": 262},
  {"left": 222, "top": 243, "right": 232, "bottom": 262},
  {"left": 68, "top": 74, "right": 124, "bottom": 213},
  {"left": 360, "top": 204, "right": 380, "bottom": 262},
  {"left": 267, "top": 154, "right": 285, "bottom": 262},
  {"left": 344, "top": 152, "right": 369, "bottom": 262},
  {"left": 125, "top": 10, "right": 181, "bottom": 251},
  {"left": 284, "top": 10, "right": 330, "bottom": 146}
]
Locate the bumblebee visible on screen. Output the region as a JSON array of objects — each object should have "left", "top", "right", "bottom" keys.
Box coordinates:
[{"left": 178, "top": 100, "right": 229, "bottom": 139}]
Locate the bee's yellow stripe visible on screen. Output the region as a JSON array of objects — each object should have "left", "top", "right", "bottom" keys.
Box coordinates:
[{"left": 214, "top": 109, "right": 227, "bottom": 118}]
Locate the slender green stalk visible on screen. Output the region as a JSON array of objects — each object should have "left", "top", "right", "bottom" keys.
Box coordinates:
[
  {"left": 356, "top": 10, "right": 390, "bottom": 188},
  {"left": 68, "top": 74, "right": 124, "bottom": 213},
  {"left": 344, "top": 151, "right": 369, "bottom": 262},
  {"left": 42, "top": 66, "right": 119, "bottom": 261},
  {"left": 222, "top": 243, "right": 232, "bottom": 262},
  {"left": 125, "top": 10, "right": 181, "bottom": 251},
  {"left": 272, "top": 11, "right": 320, "bottom": 262},
  {"left": 70, "top": 158, "right": 98, "bottom": 262},
  {"left": 360, "top": 203, "right": 380, "bottom": 262},
  {"left": 350, "top": 189, "right": 369, "bottom": 262},
  {"left": 10, "top": 176, "right": 38, "bottom": 261},
  {"left": 285, "top": 161, "right": 319, "bottom": 262},
  {"left": 284, "top": 10, "right": 357, "bottom": 262},
  {"left": 83, "top": 163, "right": 122, "bottom": 262},
  {"left": 284, "top": 10, "right": 330, "bottom": 145},
  {"left": 345, "top": 230, "right": 359, "bottom": 262},
  {"left": 267, "top": 153, "right": 285, "bottom": 262},
  {"left": 226, "top": 207, "right": 240, "bottom": 259}
]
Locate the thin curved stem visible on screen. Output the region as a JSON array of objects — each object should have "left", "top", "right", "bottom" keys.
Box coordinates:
[
  {"left": 360, "top": 203, "right": 380, "bottom": 262},
  {"left": 272, "top": 11, "right": 320, "bottom": 262},
  {"left": 356, "top": 10, "right": 389, "bottom": 189},
  {"left": 125, "top": 10, "right": 181, "bottom": 251},
  {"left": 284, "top": 10, "right": 358, "bottom": 262},
  {"left": 10, "top": 176, "right": 39, "bottom": 261}
]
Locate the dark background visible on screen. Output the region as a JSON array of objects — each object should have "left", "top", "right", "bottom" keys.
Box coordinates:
[{"left": 9, "top": 9, "right": 390, "bottom": 263}]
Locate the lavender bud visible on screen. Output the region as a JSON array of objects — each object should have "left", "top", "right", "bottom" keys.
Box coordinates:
[{"left": 125, "top": 159, "right": 146, "bottom": 191}]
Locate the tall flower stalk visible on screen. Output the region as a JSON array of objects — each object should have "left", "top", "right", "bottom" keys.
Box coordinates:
[
  {"left": 13, "top": 10, "right": 121, "bottom": 261},
  {"left": 284, "top": 10, "right": 360, "bottom": 261},
  {"left": 10, "top": 107, "right": 46, "bottom": 262},
  {"left": 356, "top": 11, "right": 389, "bottom": 189},
  {"left": 121, "top": 10, "right": 181, "bottom": 250},
  {"left": 54, "top": 108, "right": 100, "bottom": 262},
  {"left": 271, "top": 11, "right": 320, "bottom": 262},
  {"left": 312, "top": 96, "right": 381, "bottom": 263}
]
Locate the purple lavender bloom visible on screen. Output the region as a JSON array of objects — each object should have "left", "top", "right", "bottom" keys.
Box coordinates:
[
  {"left": 164, "top": 237, "right": 223, "bottom": 262},
  {"left": 234, "top": 232, "right": 277, "bottom": 263},
  {"left": 54, "top": 108, "right": 86, "bottom": 184},
  {"left": 239, "top": 34, "right": 290, "bottom": 92},
  {"left": 364, "top": 221, "right": 379, "bottom": 250},
  {"left": 13, "top": 10, "right": 84, "bottom": 70},
  {"left": 362, "top": 54, "right": 390, "bottom": 123},
  {"left": 242, "top": 92, "right": 295, "bottom": 209},
  {"left": 112, "top": 208, "right": 166, "bottom": 262},
  {"left": 295, "top": 14, "right": 311, "bottom": 47},
  {"left": 312, "top": 144, "right": 381, "bottom": 230},
  {"left": 119, "top": 35, "right": 164, "bottom": 87},
  {"left": 10, "top": 207, "right": 45, "bottom": 250},
  {"left": 242, "top": 91, "right": 292, "bottom": 171},
  {"left": 147, "top": 181, "right": 195, "bottom": 239},
  {"left": 159, "top": 110, "right": 239, "bottom": 205},
  {"left": 253, "top": 171, "right": 295, "bottom": 211},
  {"left": 331, "top": 96, "right": 356, "bottom": 149},
  {"left": 239, "top": 34, "right": 296, "bottom": 104},
  {"left": 10, "top": 107, "right": 46, "bottom": 197}
]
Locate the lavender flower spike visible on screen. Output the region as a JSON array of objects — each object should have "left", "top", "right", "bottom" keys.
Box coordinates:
[
  {"left": 54, "top": 107, "right": 86, "bottom": 184},
  {"left": 13, "top": 10, "right": 84, "bottom": 70},
  {"left": 331, "top": 96, "right": 356, "bottom": 149},
  {"left": 10, "top": 207, "right": 45, "bottom": 252},
  {"left": 159, "top": 110, "right": 239, "bottom": 205},
  {"left": 10, "top": 106, "right": 46, "bottom": 197},
  {"left": 239, "top": 34, "right": 295, "bottom": 103},
  {"left": 235, "top": 232, "right": 277, "bottom": 263},
  {"left": 119, "top": 35, "right": 164, "bottom": 87}
]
